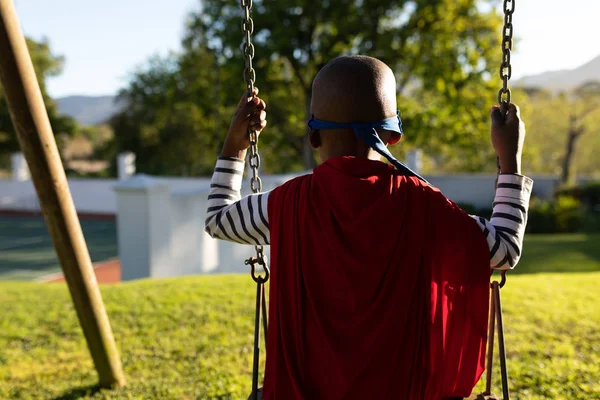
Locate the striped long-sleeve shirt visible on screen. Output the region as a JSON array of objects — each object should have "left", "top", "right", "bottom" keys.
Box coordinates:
[{"left": 205, "top": 157, "right": 534, "bottom": 270}]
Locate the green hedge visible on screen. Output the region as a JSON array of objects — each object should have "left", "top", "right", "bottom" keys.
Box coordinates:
[
  {"left": 456, "top": 202, "right": 477, "bottom": 215},
  {"left": 456, "top": 180, "right": 600, "bottom": 234},
  {"left": 458, "top": 196, "right": 590, "bottom": 234},
  {"left": 556, "top": 181, "right": 600, "bottom": 207},
  {"left": 527, "top": 196, "right": 585, "bottom": 234}
]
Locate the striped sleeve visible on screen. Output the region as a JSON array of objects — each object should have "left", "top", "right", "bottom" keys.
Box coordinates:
[
  {"left": 204, "top": 157, "right": 271, "bottom": 245},
  {"left": 470, "top": 174, "right": 533, "bottom": 270}
]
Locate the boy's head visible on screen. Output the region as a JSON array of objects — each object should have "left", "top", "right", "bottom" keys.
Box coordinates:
[{"left": 309, "top": 55, "right": 401, "bottom": 162}]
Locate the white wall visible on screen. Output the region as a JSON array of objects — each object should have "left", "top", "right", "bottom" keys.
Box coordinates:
[
  {"left": 0, "top": 177, "right": 213, "bottom": 215},
  {"left": 69, "top": 179, "right": 119, "bottom": 214},
  {"left": 0, "top": 178, "right": 119, "bottom": 214},
  {"left": 0, "top": 172, "right": 585, "bottom": 216},
  {"left": 115, "top": 176, "right": 285, "bottom": 280},
  {"left": 429, "top": 174, "right": 560, "bottom": 209},
  {"left": 0, "top": 179, "right": 39, "bottom": 211},
  {"left": 170, "top": 189, "right": 219, "bottom": 275},
  {"left": 115, "top": 176, "right": 174, "bottom": 280},
  {"left": 11, "top": 153, "right": 30, "bottom": 181},
  {"left": 2, "top": 169, "right": 593, "bottom": 280}
]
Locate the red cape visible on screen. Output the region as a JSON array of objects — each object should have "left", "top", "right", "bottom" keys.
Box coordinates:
[{"left": 264, "top": 157, "right": 490, "bottom": 399}]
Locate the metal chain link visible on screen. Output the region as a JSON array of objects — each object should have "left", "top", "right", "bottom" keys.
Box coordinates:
[
  {"left": 241, "top": 0, "right": 269, "bottom": 284},
  {"left": 498, "top": 0, "right": 515, "bottom": 116},
  {"left": 241, "top": 0, "right": 256, "bottom": 96},
  {"left": 496, "top": 0, "right": 515, "bottom": 179},
  {"left": 241, "top": 4, "right": 269, "bottom": 397}
]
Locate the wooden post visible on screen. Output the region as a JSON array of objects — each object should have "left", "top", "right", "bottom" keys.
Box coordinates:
[{"left": 0, "top": 0, "right": 125, "bottom": 388}]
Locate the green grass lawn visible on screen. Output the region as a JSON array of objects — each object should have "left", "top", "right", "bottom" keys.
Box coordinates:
[
  {"left": 516, "top": 234, "right": 600, "bottom": 275},
  {"left": 1, "top": 234, "right": 599, "bottom": 399}
]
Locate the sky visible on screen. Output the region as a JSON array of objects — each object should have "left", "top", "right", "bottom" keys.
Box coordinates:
[{"left": 12, "top": 0, "right": 600, "bottom": 98}]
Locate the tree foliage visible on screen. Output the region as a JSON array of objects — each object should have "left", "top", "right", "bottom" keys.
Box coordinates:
[
  {"left": 108, "top": 51, "right": 231, "bottom": 176},
  {"left": 112, "top": 0, "right": 507, "bottom": 176},
  {"left": 0, "top": 38, "right": 76, "bottom": 167},
  {"left": 520, "top": 82, "right": 600, "bottom": 181}
]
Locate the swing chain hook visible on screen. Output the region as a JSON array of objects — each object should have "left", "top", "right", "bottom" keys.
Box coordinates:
[
  {"left": 241, "top": 0, "right": 268, "bottom": 283},
  {"left": 498, "top": 0, "right": 515, "bottom": 116},
  {"left": 246, "top": 248, "right": 270, "bottom": 283},
  {"left": 490, "top": 269, "right": 507, "bottom": 289}
]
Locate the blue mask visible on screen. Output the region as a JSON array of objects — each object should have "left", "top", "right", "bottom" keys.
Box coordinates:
[{"left": 307, "top": 111, "right": 428, "bottom": 183}]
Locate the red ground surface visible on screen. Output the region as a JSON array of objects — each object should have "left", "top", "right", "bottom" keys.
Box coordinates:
[{"left": 44, "top": 259, "right": 121, "bottom": 284}]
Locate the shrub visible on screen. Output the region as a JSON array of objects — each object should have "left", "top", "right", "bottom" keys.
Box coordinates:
[
  {"left": 527, "top": 196, "right": 584, "bottom": 233},
  {"left": 581, "top": 207, "right": 600, "bottom": 233},
  {"left": 456, "top": 197, "right": 589, "bottom": 234},
  {"left": 527, "top": 198, "right": 556, "bottom": 233},
  {"left": 476, "top": 207, "right": 493, "bottom": 220},
  {"left": 456, "top": 202, "right": 477, "bottom": 215},
  {"left": 553, "top": 195, "right": 584, "bottom": 233},
  {"left": 556, "top": 181, "right": 600, "bottom": 207}
]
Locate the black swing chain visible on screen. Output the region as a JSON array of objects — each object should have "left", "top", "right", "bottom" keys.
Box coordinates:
[
  {"left": 498, "top": 0, "right": 515, "bottom": 116},
  {"left": 241, "top": 1, "right": 268, "bottom": 399},
  {"left": 241, "top": 0, "right": 269, "bottom": 283},
  {"left": 495, "top": 0, "right": 515, "bottom": 199},
  {"left": 495, "top": 0, "right": 515, "bottom": 283}
]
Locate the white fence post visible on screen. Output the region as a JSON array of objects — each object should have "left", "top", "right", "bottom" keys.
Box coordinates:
[
  {"left": 11, "top": 152, "right": 30, "bottom": 181},
  {"left": 170, "top": 190, "right": 219, "bottom": 275},
  {"left": 117, "top": 152, "right": 136, "bottom": 180},
  {"left": 114, "top": 175, "right": 174, "bottom": 281},
  {"left": 406, "top": 149, "right": 423, "bottom": 175}
]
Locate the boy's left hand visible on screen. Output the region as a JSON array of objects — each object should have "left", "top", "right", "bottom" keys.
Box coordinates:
[{"left": 222, "top": 88, "right": 267, "bottom": 158}]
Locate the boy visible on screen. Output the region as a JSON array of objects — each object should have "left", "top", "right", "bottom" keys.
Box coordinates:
[{"left": 205, "top": 56, "right": 532, "bottom": 399}]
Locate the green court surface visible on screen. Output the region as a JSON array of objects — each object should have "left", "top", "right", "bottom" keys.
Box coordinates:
[{"left": 0, "top": 215, "right": 117, "bottom": 281}]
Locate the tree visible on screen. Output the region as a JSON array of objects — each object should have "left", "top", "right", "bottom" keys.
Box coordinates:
[
  {"left": 0, "top": 38, "right": 76, "bottom": 168},
  {"left": 109, "top": 52, "right": 229, "bottom": 176},
  {"left": 112, "top": 1, "right": 506, "bottom": 176},
  {"left": 186, "top": 0, "right": 504, "bottom": 170},
  {"left": 560, "top": 82, "right": 600, "bottom": 184},
  {"left": 520, "top": 84, "right": 600, "bottom": 181}
]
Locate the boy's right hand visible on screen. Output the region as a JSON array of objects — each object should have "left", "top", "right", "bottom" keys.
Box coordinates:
[
  {"left": 490, "top": 103, "right": 526, "bottom": 175},
  {"left": 221, "top": 88, "right": 267, "bottom": 159}
]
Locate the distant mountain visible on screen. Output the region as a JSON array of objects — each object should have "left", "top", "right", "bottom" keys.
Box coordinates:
[
  {"left": 516, "top": 54, "right": 600, "bottom": 91},
  {"left": 56, "top": 95, "right": 123, "bottom": 126}
]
